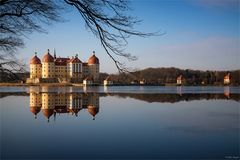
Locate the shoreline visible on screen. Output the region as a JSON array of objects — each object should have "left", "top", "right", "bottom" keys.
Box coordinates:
[
  {"left": 0, "top": 83, "right": 238, "bottom": 87},
  {"left": 0, "top": 83, "right": 74, "bottom": 86}
]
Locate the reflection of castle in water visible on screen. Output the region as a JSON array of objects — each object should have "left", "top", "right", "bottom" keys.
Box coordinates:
[{"left": 30, "top": 92, "right": 99, "bottom": 121}]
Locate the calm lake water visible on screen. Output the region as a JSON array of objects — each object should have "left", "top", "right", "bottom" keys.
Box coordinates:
[{"left": 0, "top": 86, "right": 239, "bottom": 159}]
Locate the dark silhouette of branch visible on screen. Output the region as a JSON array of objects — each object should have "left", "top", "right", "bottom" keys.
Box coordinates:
[
  {"left": 0, "top": 0, "right": 157, "bottom": 76},
  {"left": 0, "top": 0, "right": 61, "bottom": 80},
  {"left": 64, "top": 0, "right": 157, "bottom": 72}
]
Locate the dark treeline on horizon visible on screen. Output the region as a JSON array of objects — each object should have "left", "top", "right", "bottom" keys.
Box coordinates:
[
  {"left": 0, "top": 67, "right": 239, "bottom": 85},
  {"left": 100, "top": 67, "right": 240, "bottom": 86}
]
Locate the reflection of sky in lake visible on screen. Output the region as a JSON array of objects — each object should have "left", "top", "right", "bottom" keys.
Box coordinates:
[{"left": 0, "top": 90, "right": 239, "bottom": 159}]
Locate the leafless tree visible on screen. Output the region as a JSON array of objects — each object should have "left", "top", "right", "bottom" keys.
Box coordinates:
[
  {"left": 0, "top": 0, "right": 156, "bottom": 78},
  {"left": 0, "top": 0, "right": 61, "bottom": 80}
]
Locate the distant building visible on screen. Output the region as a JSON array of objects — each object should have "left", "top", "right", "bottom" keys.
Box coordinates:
[
  {"left": 104, "top": 76, "right": 114, "bottom": 86},
  {"left": 83, "top": 77, "right": 93, "bottom": 86},
  {"left": 139, "top": 79, "right": 146, "bottom": 85},
  {"left": 177, "top": 75, "right": 183, "bottom": 85},
  {"left": 224, "top": 73, "right": 230, "bottom": 85},
  {"left": 131, "top": 80, "right": 138, "bottom": 85},
  {"left": 27, "top": 49, "right": 99, "bottom": 83}
]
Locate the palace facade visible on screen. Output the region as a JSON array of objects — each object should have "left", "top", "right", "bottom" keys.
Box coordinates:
[{"left": 27, "top": 49, "right": 99, "bottom": 83}]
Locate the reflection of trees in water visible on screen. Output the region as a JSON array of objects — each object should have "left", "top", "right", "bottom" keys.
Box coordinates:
[
  {"left": 101, "top": 93, "right": 240, "bottom": 103},
  {"left": 0, "top": 92, "right": 239, "bottom": 103},
  {"left": 0, "top": 92, "right": 28, "bottom": 98},
  {"left": 1, "top": 92, "right": 239, "bottom": 122}
]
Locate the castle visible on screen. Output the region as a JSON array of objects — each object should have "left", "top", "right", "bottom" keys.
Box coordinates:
[{"left": 27, "top": 49, "right": 99, "bottom": 83}]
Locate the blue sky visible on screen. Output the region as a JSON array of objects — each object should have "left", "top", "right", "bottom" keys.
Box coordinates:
[{"left": 19, "top": 0, "right": 239, "bottom": 73}]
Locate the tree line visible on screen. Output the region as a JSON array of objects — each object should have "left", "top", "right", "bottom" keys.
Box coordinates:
[
  {"left": 1, "top": 67, "right": 239, "bottom": 86},
  {"left": 100, "top": 67, "right": 240, "bottom": 86}
]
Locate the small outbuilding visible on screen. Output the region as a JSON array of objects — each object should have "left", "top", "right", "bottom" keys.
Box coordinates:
[
  {"left": 83, "top": 77, "right": 93, "bottom": 86},
  {"left": 177, "top": 75, "right": 184, "bottom": 85},
  {"left": 139, "top": 79, "right": 146, "bottom": 85},
  {"left": 224, "top": 73, "right": 230, "bottom": 85},
  {"left": 104, "top": 76, "right": 114, "bottom": 86}
]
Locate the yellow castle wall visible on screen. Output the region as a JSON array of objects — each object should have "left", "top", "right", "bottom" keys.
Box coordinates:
[
  {"left": 30, "top": 59, "right": 99, "bottom": 81},
  {"left": 88, "top": 64, "right": 99, "bottom": 80},
  {"left": 55, "top": 65, "right": 67, "bottom": 78},
  {"left": 30, "top": 64, "right": 42, "bottom": 78},
  {"left": 42, "top": 62, "right": 55, "bottom": 78}
]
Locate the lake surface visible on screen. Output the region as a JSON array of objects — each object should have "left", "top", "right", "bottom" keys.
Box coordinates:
[{"left": 0, "top": 86, "right": 239, "bottom": 159}]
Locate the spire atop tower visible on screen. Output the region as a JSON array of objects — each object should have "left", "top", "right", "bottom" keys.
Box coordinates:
[
  {"left": 54, "top": 48, "right": 56, "bottom": 59},
  {"left": 93, "top": 51, "right": 95, "bottom": 55},
  {"left": 34, "top": 52, "right": 37, "bottom": 56}
]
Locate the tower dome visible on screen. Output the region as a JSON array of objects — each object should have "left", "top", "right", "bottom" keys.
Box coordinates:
[
  {"left": 88, "top": 51, "right": 99, "bottom": 65},
  {"left": 30, "top": 53, "right": 41, "bottom": 64},
  {"left": 42, "top": 49, "right": 54, "bottom": 62}
]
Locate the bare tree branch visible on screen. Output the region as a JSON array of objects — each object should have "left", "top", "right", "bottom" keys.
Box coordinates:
[
  {"left": 0, "top": 0, "right": 158, "bottom": 77},
  {"left": 0, "top": 0, "right": 62, "bottom": 80},
  {"left": 64, "top": 0, "right": 158, "bottom": 73}
]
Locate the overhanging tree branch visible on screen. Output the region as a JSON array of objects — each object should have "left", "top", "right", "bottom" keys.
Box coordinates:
[
  {"left": 64, "top": 0, "right": 158, "bottom": 72},
  {"left": 0, "top": 0, "right": 159, "bottom": 75}
]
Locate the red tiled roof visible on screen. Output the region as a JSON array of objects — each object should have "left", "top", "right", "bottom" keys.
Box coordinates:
[
  {"left": 55, "top": 57, "right": 70, "bottom": 66},
  {"left": 82, "top": 62, "right": 88, "bottom": 66},
  {"left": 68, "top": 57, "right": 82, "bottom": 63},
  {"left": 30, "top": 55, "right": 41, "bottom": 64},
  {"left": 42, "top": 52, "right": 54, "bottom": 62},
  {"left": 177, "top": 75, "right": 183, "bottom": 80},
  {"left": 224, "top": 74, "right": 230, "bottom": 79}
]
